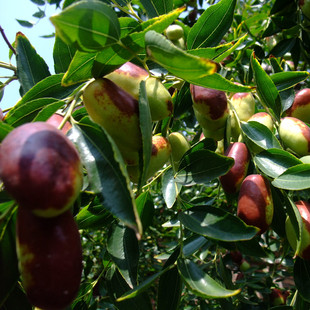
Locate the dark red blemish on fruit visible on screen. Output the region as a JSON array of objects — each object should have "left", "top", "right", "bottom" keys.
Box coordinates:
[{"left": 190, "top": 84, "right": 228, "bottom": 120}]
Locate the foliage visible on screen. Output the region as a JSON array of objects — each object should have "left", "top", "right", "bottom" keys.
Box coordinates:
[{"left": 1, "top": 0, "right": 310, "bottom": 309}]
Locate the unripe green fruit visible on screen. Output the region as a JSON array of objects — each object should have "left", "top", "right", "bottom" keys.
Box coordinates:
[
  {"left": 286, "top": 88, "right": 310, "bottom": 123},
  {"left": 248, "top": 112, "right": 274, "bottom": 132},
  {"left": 239, "top": 259, "right": 251, "bottom": 272},
  {"left": 165, "top": 24, "right": 184, "bottom": 41},
  {"left": 300, "top": 0, "right": 310, "bottom": 19},
  {"left": 219, "top": 142, "right": 250, "bottom": 194},
  {"left": 127, "top": 135, "right": 172, "bottom": 183},
  {"left": 270, "top": 289, "right": 287, "bottom": 306},
  {"left": 16, "top": 207, "right": 82, "bottom": 310},
  {"left": 190, "top": 85, "right": 229, "bottom": 141},
  {"left": 46, "top": 113, "right": 72, "bottom": 135},
  {"left": 278, "top": 117, "right": 310, "bottom": 156},
  {"left": 105, "top": 62, "right": 173, "bottom": 121},
  {"left": 168, "top": 132, "right": 190, "bottom": 170},
  {"left": 171, "top": 37, "right": 186, "bottom": 50},
  {"left": 237, "top": 174, "right": 274, "bottom": 234},
  {"left": 83, "top": 78, "right": 141, "bottom": 165},
  {"left": 301, "top": 155, "right": 310, "bottom": 163},
  {"left": 285, "top": 200, "right": 310, "bottom": 260},
  {"left": 0, "top": 122, "right": 83, "bottom": 218}
]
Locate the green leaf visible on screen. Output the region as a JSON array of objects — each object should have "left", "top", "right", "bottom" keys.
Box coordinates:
[
  {"left": 178, "top": 205, "right": 258, "bottom": 242},
  {"left": 271, "top": 164, "right": 310, "bottom": 190},
  {"left": 62, "top": 51, "right": 96, "bottom": 86},
  {"left": 16, "top": 19, "right": 34, "bottom": 28},
  {"left": 15, "top": 32, "right": 51, "bottom": 96},
  {"left": 183, "top": 235, "right": 208, "bottom": 257},
  {"left": 140, "top": 0, "right": 173, "bottom": 18},
  {"left": 175, "top": 149, "right": 234, "bottom": 186},
  {"left": 50, "top": 0, "right": 120, "bottom": 52},
  {"left": 33, "top": 8, "right": 45, "bottom": 19},
  {"left": 32, "top": 100, "right": 66, "bottom": 122},
  {"left": 30, "top": 0, "right": 45, "bottom": 4},
  {"left": 136, "top": 191, "right": 154, "bottom": 232},
  {"left": 269, "top": 38, "right": 296, "bottom": 58},
  {"left": 0, "top": 122, "right": 14, "bottom": 142},
  {"left": 107, "top": 223, "right": 139, "bottom": 288},
  {"left": 251, "top": 52, "right": 282, "bottom": 120},
  {"left": 119, "top": 17, "right": 140, "bottom": 38},
  {"left": 177, "top": 258, "right": 241, "bottom": 298},
  {"left": 271, "top": 71, "right": 310, "bottom": 91},
  {"left": 187, "top": 0, "right": 237, "bottom": 49},
  {"left": 69, "top": 118, "right": 142, "bottom": 236},
  {"left": 254, "top": 148, "right": 302, "bottom": 179},
  {"left": 294, "top": 257, "right": 310, "bottom": 302},
  {"left": 5, "top": 98, "right": 61, "bottom": 127},
  {"left": 241, "top": 121, "right": 281, "bottom": 151},
  {"left": 53, "top": 34, "right": 77, "bottom": 74},
  {"left": 162, "top": 167, "right": 182, "bottom": 209}
]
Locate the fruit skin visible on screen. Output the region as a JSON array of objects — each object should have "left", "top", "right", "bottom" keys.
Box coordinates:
[
  {"left": 190, "top": 85, "right": 229, "bottom": 141},
  {"left": 285, "top": 200, "right": 310, "bottom": 260},
  {"left": 127, "top": 135, "right": 172, "bottom": 183},
  {"left": 83, "top": 78, "right": 141, "bottom": 165},
  {"left": 248, "top": 112, "right": 274, "bottom": 132},
  {"left": 270, "top": 289, "right": 287, "bottom": 306},
  {"left": 300, "top": 0, "right": 310, "bottom": 19},
  {"left": 219, "top": 142, "right": 250, "bottom": 194},
  {"left": 16, "top": 207, "right": 82, "bottom": 310},
  {"left": 46, "top": 113, "right": 72, "bottom": 135},
  {"left": 165, "top": 24, "right": 184, "bottom": 41},
  {"left": 0, "top": 122, "right": 83, "bottom": 218},
  {"left": 285, "top": 88, "right": 310, "bottom": 123},
  {"left": 278, "top": 116, "right": 310, "bottom": 156},
  {"left": 168, "top": 132, "right": 190, "bottom": 170},
  {"left": 237, "top": 174, "right": 274, "bottom": 234},
  {"left": 105, "top": 62, "right": 173, "bottom": 121}
]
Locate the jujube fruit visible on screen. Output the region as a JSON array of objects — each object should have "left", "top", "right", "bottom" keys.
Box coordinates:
[
  {"left": 168, "top": 132, "right": 191, "bottom": 170},
  {"left": 16, "top": 207, "right": 82, "bottom": 310},
  {"left": 237, "top": 174, "right": 274, "bottom": 234},
  {"left": 285, "top": 200, "right": 310, "bottom": 260},
  {"left": 285, "top": 88, "right": 310, "bottom": 123},
  {"left": 0, "top": 122, "right": 83, "bottom": 218},
  {"left": 219, "top": 142, "right": 250, "bottom": 194},
  {"left": 247, "top": 112, "right": 274, "bottom": 132},
  {"left": 46, "top": 113, "right": 72, "bottom": 135},
  {"left": 278, "top": 116, "right": 310, "bottom": 156},
  {"left": 165, "top": 24, "right": 184, "bottom": 41},
  {"left": 300, "top": 0, "right": 310, "bottom": 19},
  {"left": 83, "top": 78, "right": 141, "bottom": 165}
]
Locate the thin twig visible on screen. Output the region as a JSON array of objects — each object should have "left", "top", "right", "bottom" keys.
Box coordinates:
[{"left": 0, "top": 25, "right": 16, "bottom": 55}]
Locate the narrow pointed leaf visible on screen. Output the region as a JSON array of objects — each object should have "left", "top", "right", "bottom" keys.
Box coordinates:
[
  {"left": 69, "top": 118, "right": 142, "bottom": 236},
  {"left": 177, "top": 258, "right": 241, "bottom": 298},
  {"left": 50, "top": 0, "right": 120, "bottom": 52},
  {"left": 107, "top": 223, "right": 139, "bottom": 288},
  {"left": 140, "top": 0, "right": 173, "bottom": 18},
  {"left": 272, "top": 164, "right": 310, "bottom": 190},
  {"left": 136, "top": 191, "right": 154, "bottom": 232},
  {"left": 16, "top": 32, "right": 50, "bottom": 96},
  {"left": 175, "top": 149, "right": 234, "bottom": 186},
  {"left": 271, "top": 71, "right": 310, "bottom": 91},
  {"left": 254, "top": 148, "right": 302, "bottom": 179},
  {"left": 178, "top": 205, "right": 258, "bottom": 242},
  {"left": 0, "top": 122, "right": 14, "bottom": 142},
  {"left": 187, "top": 0, "right": 236, "bottom": 49}
]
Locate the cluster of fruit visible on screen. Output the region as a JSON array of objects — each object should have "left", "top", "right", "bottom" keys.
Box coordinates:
[{"left": 0, "top": 121, "right": 83, "bottom": 309}]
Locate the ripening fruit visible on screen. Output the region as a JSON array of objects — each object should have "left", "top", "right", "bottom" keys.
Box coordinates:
[
  {"left": 300, "top": 0, "right": 310, "bottom": 19},
  {"left": 248, "top": 112, "right": 274, "bottom": 132},
  {"left": 270, "top": 289, "right": 287, "bottom": 306},
  {"left": 278, "top": 117, "right": 310, "bottom": 156},
  {"left": 46, "top": 113, "right": 72, "bottom": 135},
  {"left": 127, "top": 135, "right": 172, "bottom": 183},
  {"left": 105, "top": 62, "right": 173, "bottom": 121},
  {"left": 165, "top": 24, "right": 184, "bottom": 41},
  {"left": 237, "top": 174, "right": 274, "bottom": 234},
  {"left": 190, "top": 85, "right": 229, "bottom": 141},
  {"left": 285, "top": 200, "right": 310, "bottom": 260},
  {"left": 219, "top": 142, "right": 250, "bottom": 194},
  {"left": 285, "top": 88, "right": 310, "bottom": 123},
  {"left": 168, "top": 132, "right": 190, "bottom": 170},
  {"left": 16, "top": 207, "right": 82, "bottom": 310},
  {"left": 83, "top": 78, "right": 141, "bottom": 165},
  {"left": 0, "top": 122, "right": 83, "bottom": 218}
]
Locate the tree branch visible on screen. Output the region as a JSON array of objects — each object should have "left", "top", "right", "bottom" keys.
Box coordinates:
[{"left": 0, "top": 25, "right": 16, "bottom": 55}]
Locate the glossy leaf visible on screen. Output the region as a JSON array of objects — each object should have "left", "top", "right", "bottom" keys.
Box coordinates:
[
  {"left": 183, "top": 235, "right": 208, "bottom": 257},
  {"left": 271, "top": 71, "right": 310, "bottom": 91},
  {"left": 32, "top": 100, "right": 66, "bottom": 122},
  {"left": 62, "top": 51, "right": 96, "bottom": 86},
  {"left": 241, "top": 121, "right": 281, "bottom": 151},
  {"left": 162, "top": 167, "right": 182, "bottom": 209},
  {"left": 136, "top": 191, "right": 154, "bottom": 232},
  {"left": 15, "top": 32, "right": 50, "bottom": 96},
  {"left": 178, "top": 205, "right": 259, "bottom": 241},
  {"left": 177, "top": 258, "right": 241, "bottom": 298},
  {"left": 119, "top": 17, "right": 140, "bottom": 38},
  {"left": 294, "top": 257, "right": 310, "bottom": 302},
  {"left": 254, "top": 148, "right": 302, "bottom": 178},
  {"left": 140, "top": 0, "right": 173, "bottom": 18},
  {"left": 187, "top": 0, "right": 237, "bottom": 49},
  {"left": 69, "top": 118, "right": 142, "bottom": 236},
  {"left": 175, "top": 149, "right": 234, "bottom": 186},
  {"left": 272, "top": 164, "right": 310, "bottom": 190},
  {"left": 50, "top": 0, "right": 120, "bottom": 52},
  {"left": 251, "top": 52, "right": 282, "bottom": 120},
  {"left": 107, "top": 223, "right": 139, "bottom": 288}
]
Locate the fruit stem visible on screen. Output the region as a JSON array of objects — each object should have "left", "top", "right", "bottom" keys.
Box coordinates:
[{"left": 0, "top": 61, "right": 16, "bottom": 72}]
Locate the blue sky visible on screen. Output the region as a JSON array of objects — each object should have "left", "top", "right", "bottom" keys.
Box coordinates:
[{"left": 0, "top": 0, "right": 60, "bottom": 110}]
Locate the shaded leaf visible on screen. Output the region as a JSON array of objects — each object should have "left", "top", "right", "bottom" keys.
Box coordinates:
[
  {"left": 294, "top": 257, "right": 310, "bottom": 302},
  {"left": 136, "top": 191, "right": 154, "bottom": 232},
  {"left": 140, "top": 0, "right": 173, "bottom": 18}
]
